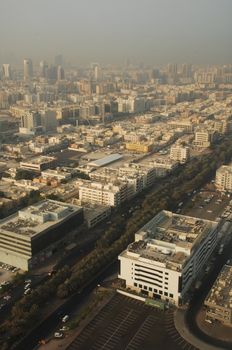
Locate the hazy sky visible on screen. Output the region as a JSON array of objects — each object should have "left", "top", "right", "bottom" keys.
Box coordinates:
[{"left": 0, "top": 0, "right": 231, "bottom": 65}]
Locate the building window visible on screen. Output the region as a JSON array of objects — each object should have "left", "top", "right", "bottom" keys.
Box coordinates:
[
  {"left": 144, "top": 285, "right": 147, "bottom": 290},
  {"left": 164, "top": 292, "right": 168, "bottom": 296},
  {"left": 164, "top": 287, "right": 168, "bottom": 290},
  {"left": 165, "top": 282, "right": 168, "bottom": 285},
  {"left": 169, "top": 293, "right": 174, "bottom": 298},
  {"left": 149, "top": 287, "right": 152, "bottom": 291},
  {"left": 134, "top": 283, "right": 137, "bottom": 287},
  {"left": 165, "top": 277, "right": 168, "bottom": 280},
  {"left": 159, "top": 290, "right": 163, "bottom": 295},
  {"left": 154, "top": 289, "right": 157, "bottom": 293},
  {"left": 139, "top": 284, "right": 142, "bottom": 288},
  {"left": 165, "top": 272, "right": 169, "bottom": 275}
]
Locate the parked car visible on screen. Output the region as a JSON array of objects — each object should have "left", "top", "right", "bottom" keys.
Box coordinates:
[
  {"left": 59, "top": 326, "right": 69, "bottom": 332},
  {"left": 54, "top": 332, "right": 63, "bottom": 338},
  {"left": 25, "top": 279, "right": 32, "bottom": 284},
  {"left": 24, "top": 288, "right": 31, "bottom": 295}
]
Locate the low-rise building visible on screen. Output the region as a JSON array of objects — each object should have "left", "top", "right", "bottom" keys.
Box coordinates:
[
  {"left": 216, "top": 164, "right": 232, "bottom": 192},
  {"left": 193, "top": 129, "right": 215, "bottom": 148},
  {"left": 118, "top": 211, "right": 218, "bottom": 306},
  {"left": 125, "top": 142, "right": 153, "bottom": 153},
  {"left": 84, "top": 205, "right": 111, "bottom": 228},
  {"left": 20, "top": 156, "right": 57, "bottom": 172},
  {"left": 205, "top": 264, "right": 232, "bottom": 326},
  {"left": 0, "top": 200, "right": 83, "bottom": 270},
  {"left": 170, "top": 145, "right": 190, "bottom": 163},
  {"left": 79, "top": 180, "right": 128, "bottom": 207},
  {"left": 41, "top": 169, "right": 72, "bottom": 182}
]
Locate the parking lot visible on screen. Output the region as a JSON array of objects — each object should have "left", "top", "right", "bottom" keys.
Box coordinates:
[
  {"left": 0, "top": 263, "right": 20, "bottom": 283},
  {"left": 67, "top": 294, "right": 197, "bottom": 350},
  {"left": 182, "top": 189, "right": 231, "bottom": 221}
]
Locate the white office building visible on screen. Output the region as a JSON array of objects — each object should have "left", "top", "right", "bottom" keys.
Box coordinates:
[{"left": 119, "top": 211, "right": 218, "bottom": 306}]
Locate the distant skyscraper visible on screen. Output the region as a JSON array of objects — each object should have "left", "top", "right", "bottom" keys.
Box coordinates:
[
  {"left": 167, "top": 63, "right": 178, "bottom": 76},
  {"left": 47, "top": 65, "right": 57, "bottom": 81},
  {"left": 93, "top": 64, "right": 102, "bottom": 81},
  {"left": 2, "top": 64, "right": 12, "bottom": 79},
  {"left": 57, "top": 65, "right": 65, "bottom": 81},
  {"left": 20, "top": 111, "right": 41, "bottom": 131},
  {"left": 39, "top": 60, "right": 48, "bottom": 78},
  {"left": 181, "top": 63, "right": 192, "bottom": 78},
  {"left": 23, "top": 58, "right": 33, "bottom": 81}
]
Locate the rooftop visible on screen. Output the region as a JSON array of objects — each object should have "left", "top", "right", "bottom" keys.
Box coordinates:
[
  {"left": 0, "top": 200, "right": 82, "bottom": 238},
  {"left": 20, "top": 156, "right": 56, "bottom": 164},
  {"left": 205, "top": 264, "right": 232, "bottom": 309},
  {"left": 120, "top": 211, "right": 218, "bottom": 271},
  {"left": 88, "top": 153, "right": 123, "bottom": 167},
  {"left": 217, "top": 163, "right": 232, "bottom": 175}
]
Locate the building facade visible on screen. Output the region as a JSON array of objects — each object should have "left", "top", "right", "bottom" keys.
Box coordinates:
[
  {"left": 118, "top": 211, "right": 218, "bottom": 306},
  {"left": 170, "top": 145, "right": 190, "bottom": 163},
  {"left": 205, "top": 264, "right": 232, "bottom": 326},
  {"left": 0, "top": 200, "right": 83, "bottom": 270},
  {"left": 216, "top": 164, "right": 232, "bottom": 193}
]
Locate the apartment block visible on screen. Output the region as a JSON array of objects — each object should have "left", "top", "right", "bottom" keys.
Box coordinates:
[
  {"left": 20, "top": 156, "right": 57, "bottom": 172},
  {"left": 216, "top": 164, "right": 232, "bottom": 192},
  {"left": 170, "top": 145, "right": 190, "bottom": 163},
  {"left": 79, "top": 181, "right": 128, "bottom": 207},
  {"left": 205, "top": 264, "right": 232, "bottom": 326}
]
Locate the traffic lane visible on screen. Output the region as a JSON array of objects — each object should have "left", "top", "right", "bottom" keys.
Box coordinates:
[
  {"left": 0, "top": 273, "right": 50, "bottom": 322},
  {"left": 0, "top": 231, "right": 100, "bottom": 320},
  {"left": 14, "top": 263, "right": 118, "bottom": 350}
]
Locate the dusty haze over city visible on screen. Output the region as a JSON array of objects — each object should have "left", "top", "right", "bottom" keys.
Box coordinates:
[{"left": 0, "top": 0, "right": 232, "bottom": 65}]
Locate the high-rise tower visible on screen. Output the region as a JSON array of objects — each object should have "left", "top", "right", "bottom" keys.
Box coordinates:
[
  {"left": 2, "top": 64, "right": 12, "bottom": 79},
  {"left": 23, "top": 58, "right": 33, "bottom": 81}
]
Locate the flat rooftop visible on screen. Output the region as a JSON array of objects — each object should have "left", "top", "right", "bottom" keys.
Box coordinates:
[
  {"left": 0, "top": 200, "right": 82, "bottom": 239},
  {"left": 205, "top": 264, "right": 232, "bottom": 309},
  {"left": 20, "top": 156, "right": 56, "bottom": 164},
  {"left": 217, "top": 164, "right": 232, "bottom": 175},
  {"left": 88, "top": 153, "right": 123, "bottom": 167},
  {"left": 120, "top": 211, "right": 218, "bottom": 270}
]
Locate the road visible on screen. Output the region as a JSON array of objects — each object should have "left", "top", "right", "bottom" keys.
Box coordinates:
[
  {"left": 185, "top": 224, "right": 232, "bottom": 350},
  {"left": 12, "top": 263, "right": 118, "bottom": 350},
  {"left": 0, "top": 237, "right": 96, "bottom": 324}
]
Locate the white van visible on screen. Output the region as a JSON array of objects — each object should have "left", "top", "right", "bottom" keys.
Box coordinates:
[
  {"left": 62, "top": 315, "right": 69, "bottom": 323},
  {"left": 24, "top": 288, "right": 31, "bottom": 295},
  {"left": 24, "top": 283, "right": 31, "bottom": 290}
]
